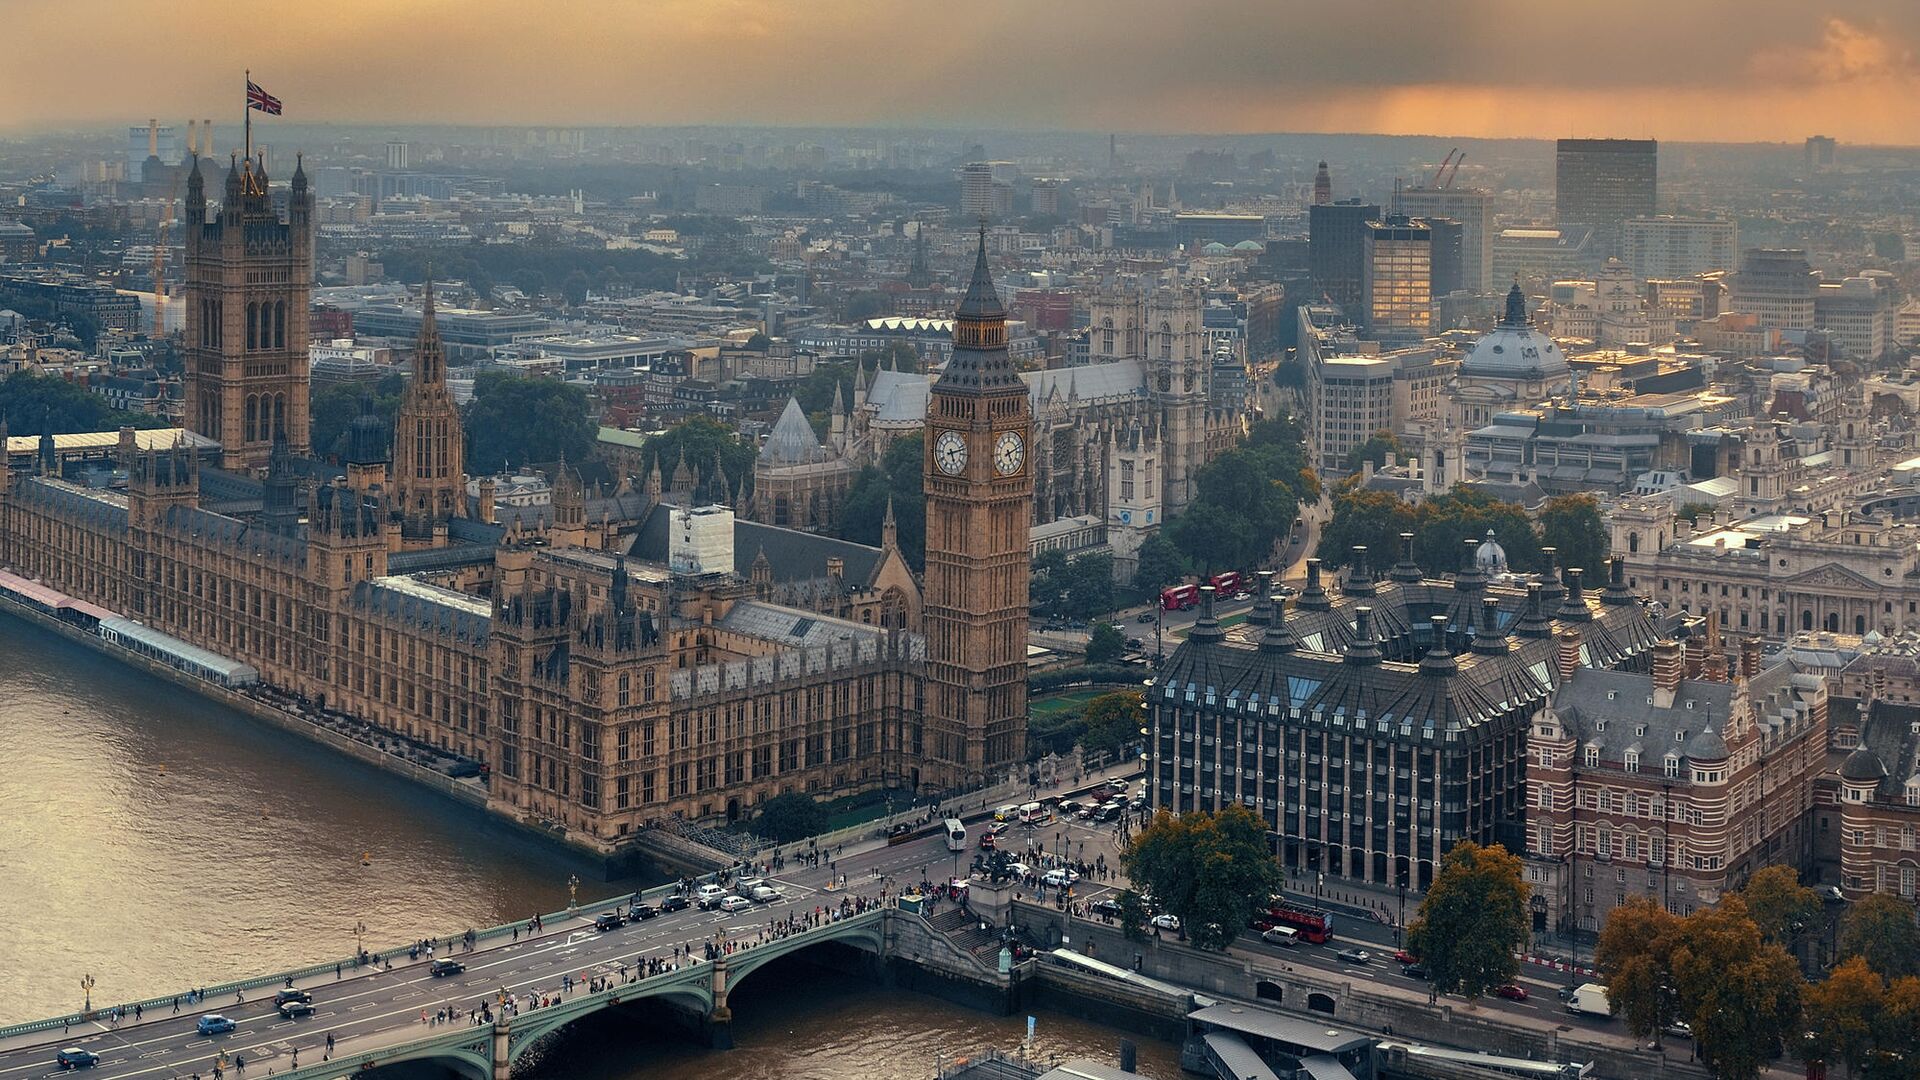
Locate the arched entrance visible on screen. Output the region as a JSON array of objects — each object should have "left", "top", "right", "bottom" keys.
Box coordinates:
[{"left": 1307, "top": 992, "right": 1336, "bottom": 1014}]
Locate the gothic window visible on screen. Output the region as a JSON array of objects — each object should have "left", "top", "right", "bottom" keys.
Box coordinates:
[
  {"left": 273, "top": 394, "right": 286, "bottom": 441},
  {"left": 274, "top": 301, "right": 286, "bottom": 349},
  {"left": 1159, "top": 322, "right": 1172, "bottom": 361},
  {"left": 1628, "top": 532, "right": 1639, "bottom": 553},
  {"left": 245, "top": 303, "right": 257, "bottom": 350},
  {"left": 244, "top": 395, "right": 258, "bottom": 443}
]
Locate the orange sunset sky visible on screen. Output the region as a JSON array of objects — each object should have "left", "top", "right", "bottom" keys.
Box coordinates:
[{"left": 6, "top": 0, "right": 1920, "bottom": 144}]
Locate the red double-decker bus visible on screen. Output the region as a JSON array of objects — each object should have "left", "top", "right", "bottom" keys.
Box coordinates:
[
  {"left": 1209, "top": 571, "right": 1245, "bottom": 595},
  {"left": 1251, "top": 897, "right": 1335, "bottom": 943},
  {"left": 1160, "top": 584, "right": 1200, "bottom": 611}
]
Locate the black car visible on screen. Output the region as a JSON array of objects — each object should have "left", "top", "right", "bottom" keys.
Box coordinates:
[
  {"left": 273, "top": 988, "right": 312, "bottom": 1007},
  {"left": 628, "top": 903, "right": 658, "bottom": 921},
  {"left": 1402, "top": 964, "right": 1430, "bottom": 980},
  {"left": 55, "top": 1049, "right": 100, "bottom": 1070},
  {"left": 1090, "top": 898, "right": 1124, "bottom": 918},
  {"left": 594, "top": 911, "right": 623, "bottom": 931},
  {"left": 429, "top": 959, "right": 465, "bottom": 977},
  {"left": 658, "top": 894, "right": 690, "bottom": 913},
  {"left": 278, "top": 1001, "right": 315, "bottom": 1019}
]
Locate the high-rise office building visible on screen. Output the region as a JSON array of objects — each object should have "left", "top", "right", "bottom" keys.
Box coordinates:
[
  {"left": 1362, "top": 214, "right": 1431, "bottom": 339},
  {"left": 1555, "top": 138, "right": 1657, "bottom": 254},
  {"left": 1621, "top": 216, "right": 1738, "bottom": 280},
  {"left": 959, "top": 161, "right": 1014, "bottom": 219},
  {"left": 1309, "top": 198, "right": 1379, "bottom": 315},
  {"left": 385, "top": 140, "right": 410, "bottom": 170},
  {"left": 1731, "top": 248, "right": 1820, "bottom": 332},
  {"left": 1396, "top": 186, "right": 1493, "bottom": 294},
  {"left": 1805, "top": 135, "right": 1837, "bottom": 174},
  {"left": 1313, "top": 160, "right": 1332, "bottom": 205},
  {"left": 1422, "top": 217, "right": 1465, "bottom": 299}
]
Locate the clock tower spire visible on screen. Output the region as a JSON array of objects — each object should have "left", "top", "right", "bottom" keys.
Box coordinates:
[{"left": 923, "top": 227, "right": 1032, "bottom": 790}]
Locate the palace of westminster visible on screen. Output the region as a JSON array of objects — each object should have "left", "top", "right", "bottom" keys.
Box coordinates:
[{"left": 0, "top": 153, "right": 1033, "bottom": 844}]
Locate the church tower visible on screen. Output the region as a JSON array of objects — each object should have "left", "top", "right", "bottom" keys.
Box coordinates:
[
  {"left": 183, "top": 152, "right": 312, "bottom": 470},
  {"left": 923, "top": 229, "right": 1032, "bottom": 790},
  {"left": 391, "top": 279, "right": 467, "bottom": 542}
]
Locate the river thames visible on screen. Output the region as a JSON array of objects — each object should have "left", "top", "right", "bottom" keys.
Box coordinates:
[{"left": 0, "top": 613, "right": 1180, "bottom": 1078}]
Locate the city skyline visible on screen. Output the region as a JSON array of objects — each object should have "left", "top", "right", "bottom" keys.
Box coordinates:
[{"left": 8, "top": 2, "right": 1920, "bottom": 144}]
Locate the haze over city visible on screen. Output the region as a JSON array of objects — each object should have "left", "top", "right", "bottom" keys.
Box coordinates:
[{"left": 10, "top": 0, "right": 1920, "bottom": 142}]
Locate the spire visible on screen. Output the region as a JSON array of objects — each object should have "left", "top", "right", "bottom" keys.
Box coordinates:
[
  {"left": 882, "top": 494, "right": 898, "bottom": 550},
  {"left": 1313, "top": 161, "right": 1332, "bottom": 205},
  {"left": 415, "top": 274, "right": 445, "bottom": 386},
  {"left": 939, "top": 226, "right": 1022, "bottom": 393}
]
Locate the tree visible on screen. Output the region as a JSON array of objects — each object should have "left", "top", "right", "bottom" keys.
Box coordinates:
[
  {"left": 561, "top": 269, "right": 591, "bottom": 306},
  {"left": 0, "top": 370, "right": 169, "bottom": 435},
  {"left": 1412, "top": 488, "right": 1540, "bottom": 576},
  {"left": 1596, "top": 896, "right": 1684, "bottom": 1045},
  {"left": 744, "top": 332, "right": 771, "bottom": 351},
  {"left": 309, "top": 372, "right": 406, "bottom": 461},
  {"left": 1670, "top": 897, "right": 1804, "bottom": 1080},
  {"left": 1080, "top": 690, "right": 1143, "bottom": 758},
  {"left": 462, "top": 372, "right": 597, "bottom": 475},
  {"left": 1739, "top": 865, "right": 1820, "bottom": 949},
  {"left": 836, "top": 433, "right": 924, "bottom": 569},
  {"left": 1131, "top": 535, "right": 1191, "bottom": 596},
  {"left": 1086, "top": 623, "right": 1125, "bottom": 665},
  {"left": 1804, "top": 956, "right": 1883, "bottom": 1079},
  {"left": 1319, "top": 487, "right": 1416, "bottom": 574},
  {"left": 1162, "top": 413, "right": 1314, "bottom": 574},
  {"left": 639, "top": 415, "right": 758, "bottom": 503},
  {"left": 1675, "top": 501, "right": 1715, "bottom": 525},
  {"left": 1116, "top": 888, "right": 1150, "bottom": 942},
  {"left": 750, "top": 792, "right": 827, "bottom": 844},
  {"left": 1841, "top": 893, "right": 1920, "bottom": 979},
  {"left": 1875, "top": 976, "right": 1920, "bottom": 1077},
  {"left": 1404, "top": 841, "right": 1528, "bottom": 1001},
  {"left": 1344, "top": 430, "right": 1402, "bottom": 472},
  {"left": 1538, "top": 494, "right": 1609, "bottom": 579},
  {"left": 1122, "top": 804, "right": 1283, "bottom": 951}
]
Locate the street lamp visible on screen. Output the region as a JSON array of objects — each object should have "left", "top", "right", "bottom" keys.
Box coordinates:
[
  {"left": 354, "top": 920, "right": 368, "bottom": 958},
  {"left": 567, "top": 874, "right": 580, "bottom": 915},
  {"left": 80, "top": 973, "right": 94, "bottom": 1015}
]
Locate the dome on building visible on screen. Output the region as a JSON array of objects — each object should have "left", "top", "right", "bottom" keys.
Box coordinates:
[
  {"left": 1202, "top": 241, "right": 1231, "bottom": 255},
  {"left": 1459, "top": 282, "right": 1568, "bottom": 380},
  {"left": 1683, "top": 724, "right": 1728, "bottom": 763},
  {"left": 1474, "top": 528, "right": 1508, "bottom": 574},
  {"left": 1841, "top": 747, "right": 1888, "bottom": 782},
  {"left": 1233, "top": 239, "right": 1265, "bottom": 251}
]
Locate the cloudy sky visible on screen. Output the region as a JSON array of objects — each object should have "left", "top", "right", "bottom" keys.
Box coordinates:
[{"left": 7, "top": 0, "right": 1920, "bottom": 143}]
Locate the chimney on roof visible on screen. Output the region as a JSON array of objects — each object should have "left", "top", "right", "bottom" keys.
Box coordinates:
[
  {"left": 1473, "top": 596, "right": 1509, "bottom": 656},
  {"left": 1601, "top": 555, "right": 1636, "bottom": 606},
  {"left": 1739, "top": 635, "right": 1763, "bottom": 679},
  {"left": 1653, "top": 639, "right": 1684, "bottom": 708},
  {"left": 1261, "top": 597, "right": 1298, "bottom": 653},
  {"left": 1346, "top": 547, "right": 1376, "bottom": 596},
  {"left": 1344, "top": 606, "right": 1383, "bottom": 665},
  {"left": 1557, "top": 567, "right": 1592, "bottom": 622},
  {"left": 1684, "top": 631, "right": 1706, "bottom": 679},
  {"left": 1249, "top": 570, "right": 1276, "bottom": 627},
  {"left": 1189, "top": 585, "right": 1226, "bottom": 644},
  {"left": 1421, "top": 615, "right": 1458, "bottom": 676},
  {"left": 1515, "top": 582, "right": 1554, "bottom": 639},
  {"left": 1390, "top": 531, "right": 1422, "bottom": 583},
  {"left": 1538, "top": 547, "right": 1565, "bottom": 607},
  {"left": 1556, "top": 627, "right": 1583, "bottom": 683},
  {"left": 1298, "top": 558, "right": 1331, "bottom": 612}
]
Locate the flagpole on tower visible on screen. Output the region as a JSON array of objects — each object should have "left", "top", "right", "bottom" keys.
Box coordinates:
[{"left": 244, "top": 68, "right": 252, "bottom": 162}]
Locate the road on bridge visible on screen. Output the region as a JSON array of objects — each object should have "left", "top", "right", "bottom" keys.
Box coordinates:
[{"left": 0, "top": 827, "right": 965, "bottom": 1080}]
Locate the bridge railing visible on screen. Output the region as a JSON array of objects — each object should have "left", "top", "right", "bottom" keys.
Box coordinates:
[{"left": 0, "top": 873, "right": 745, "bottom": 1044}]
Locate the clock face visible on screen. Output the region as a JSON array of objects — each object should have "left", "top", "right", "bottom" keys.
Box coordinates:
[
  {"left": 994, "top": 430, "right": 1024, "bottom": 475},
  {"left": 935, "top": 431, "right": 968, "bottom": 476}
]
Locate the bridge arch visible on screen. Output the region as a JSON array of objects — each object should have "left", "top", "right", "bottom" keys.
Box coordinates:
[
  {"left": 354, "top": 1034, "right": 494, "bottom": 1080},
  {"left": 504, "top": 979, "right": 714, "bottom": 1066},
  {"left": 724, "top": 917, "right": 887, "bottom": 989},
  {"left": 1307, "top": 991, "right": 1337, "bottom": 1014}
]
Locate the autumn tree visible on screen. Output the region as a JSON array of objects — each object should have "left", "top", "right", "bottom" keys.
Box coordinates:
[
  {"left": 1739, "top": 865, "right": 1820, "bottom": 949},
  {"left": 1804, "top": 956, "right": 1883, "bottom": 1079},
  {"left": 1404, "top": 841, "right": 1528, "bottom": 1001},
  {"left": 1319, "top": 486, "right": 1417, "bottom": 575},
  {"left": 1537, "top": 494, "right": 1609, "bottom": 579},
  {"left": 1595, "top": 896, "right": 1684, "bottom": 1046},
  {"left": 1343, "top": 430, "right": 1402, "bottom": 472},
  {"left": 1079, "top": 690, "right": 1143, "bottom": 758},
  {"left": 1670, "top": 897, "right": 1804, "bottom": 1080},
  {"left": 1122, "top": 804, "right": 1283, "bottom": 951},
  {"left": 1841, "top": 893, "right": 1920, "bottom": 979}
]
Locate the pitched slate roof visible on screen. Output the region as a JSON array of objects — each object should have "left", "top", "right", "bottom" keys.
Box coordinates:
[{"left": 625, "top": 503, "right": 886, "bottom": 586}]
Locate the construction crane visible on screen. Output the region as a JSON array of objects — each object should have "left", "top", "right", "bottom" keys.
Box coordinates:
[
  {"left": 1442, "top": 151, "right": 1467, "bottom": 189},
  {"left": 1428, "top": 148, "right": 1458, "bottom": 189}
]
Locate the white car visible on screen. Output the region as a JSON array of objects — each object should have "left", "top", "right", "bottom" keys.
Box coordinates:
[
  {"left": 1150, "top": 913, "right": 1181, "bottom": 931},
  {"left": 1042, "top": 868, "right": 1080, "bottom": 888},
  {"left": 718, "top": 895, "right": 754, "bottom": 914},
  {"left": 694, "top": 883, "right": 728, "bottom": 909},
  {"left": 1006, "top": 862, "right": 1033, "bottom": 878}
]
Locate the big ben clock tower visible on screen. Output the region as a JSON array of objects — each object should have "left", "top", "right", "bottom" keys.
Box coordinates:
[{"left": 923, "top": 229, "right": 1032, "bottom": 790}]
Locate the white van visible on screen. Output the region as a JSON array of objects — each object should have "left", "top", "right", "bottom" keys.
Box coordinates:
[
  {"left": 1261, "top": 926, "right": 1300, "bottom": 947},
  {"left": 1018, "top": 801, "right": 1050, "bottom": 825}
]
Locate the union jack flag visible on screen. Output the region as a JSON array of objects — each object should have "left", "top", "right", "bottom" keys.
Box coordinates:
[{"left": 247, "top": 80, "right": 283, "bottom": 115}]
